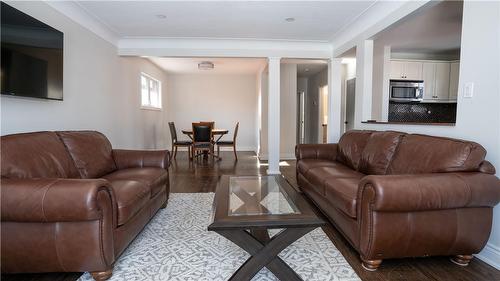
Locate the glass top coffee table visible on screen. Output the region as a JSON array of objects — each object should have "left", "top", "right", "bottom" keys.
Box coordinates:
[{"left": 208, "top": 175, "right": 325, "bottom": 281}]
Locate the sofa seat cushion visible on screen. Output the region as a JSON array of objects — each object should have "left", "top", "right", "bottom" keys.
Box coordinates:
[
  {"left": 103, "top": 168, "right": 168, "bottom": 198},
  {"left": 110, "top": 180, "right": 151, "bottom": 226},
  {"left": 324, "top": 177, "right": 360, "bottom": 218},
  {"left": 303, "top": 164, "right": 364, "bottom": 195},
  {"left": 297, "top": 159, "right": 338, "bottom": 175}
]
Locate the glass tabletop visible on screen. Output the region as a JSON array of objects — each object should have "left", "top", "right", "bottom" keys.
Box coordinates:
[{"left": 228, "top": 176, "right": 300, "bottom": 216}]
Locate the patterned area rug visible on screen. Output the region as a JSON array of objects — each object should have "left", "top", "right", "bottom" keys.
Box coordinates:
[{"left": 78, "top": 193, "right": 360, "bottom": 281}]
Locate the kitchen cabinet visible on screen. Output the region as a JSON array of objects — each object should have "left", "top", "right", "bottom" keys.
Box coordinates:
[
  {"left": 422, "top": 63, "right": 436, "bottom": 100},
  {"left": 390, "top": 60, "right": 422, "bottom": 80},
  {"left": 449, "top": 62, "right": 459, "bottom": 100},
  {"left": 422, "top": 62, "right": 450, "bottom": 100}
]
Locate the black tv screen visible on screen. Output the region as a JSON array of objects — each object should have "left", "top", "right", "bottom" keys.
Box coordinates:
[{"left": 1, "top": 2, "right": 63, "bottom": 100}]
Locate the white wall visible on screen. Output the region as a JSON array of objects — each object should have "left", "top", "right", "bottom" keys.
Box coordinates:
[
  {"left": 0, "top": 1, "right": 168, "bottom": 150},
  {"left": 166, "top": 73, "right": 257, "bottom": 151},
  {"left": 344, "top": 1, "right": 500, "bottom": 269},
  {"left": 118, "top": 57, "right": 169, "bottom": 149}
]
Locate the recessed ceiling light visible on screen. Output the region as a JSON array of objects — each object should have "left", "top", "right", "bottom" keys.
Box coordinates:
[
  {"left": 198, "top": 61, "right": 215, "bottom": 70},
  {"left": 156, "top": 14, "right": 167, "bottom": 19},
  {"left": 285, "top": 17, "right": 295, "bottom": 22}
]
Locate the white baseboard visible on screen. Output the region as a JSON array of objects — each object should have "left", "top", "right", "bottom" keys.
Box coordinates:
[{"left": 475, "top": 242, "right": 500, "bottom": 270}]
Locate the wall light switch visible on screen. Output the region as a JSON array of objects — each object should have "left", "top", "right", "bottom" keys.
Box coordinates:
[{"left": 464, "top": 82, "right": 474, "bottom": 98}]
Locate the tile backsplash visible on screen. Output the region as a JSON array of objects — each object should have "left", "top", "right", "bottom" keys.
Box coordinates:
[{"left": 388, "top": 102, "right": 457, "bottom": 123}]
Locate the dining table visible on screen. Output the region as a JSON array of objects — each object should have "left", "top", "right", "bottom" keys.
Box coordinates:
[
  {"left": 182, "top": 128, "right": 229, "bottom": 160},
  {"left": 181, "top": 128, "right": 229, "bottom": 143}
]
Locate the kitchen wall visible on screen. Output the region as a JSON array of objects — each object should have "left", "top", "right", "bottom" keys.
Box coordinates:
[
  {"left": 354, "top": 1, "right": 500, "bottom": 268},
  {"left": 166, "top": 73, "right": 258, "bottom": 151},
  {"left": 0, "top": 1, "right": 168, "bottom": 150}
]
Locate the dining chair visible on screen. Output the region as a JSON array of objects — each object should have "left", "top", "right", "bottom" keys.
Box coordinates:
[
  {"left": 168, "top": 122, "right": 193, "bottom": 159},
  {"left": 216, "top": 122, "right": 239, "bottom": 160},
  {"left": 192, "top": 122, "right": 216, "bottom": 159}
]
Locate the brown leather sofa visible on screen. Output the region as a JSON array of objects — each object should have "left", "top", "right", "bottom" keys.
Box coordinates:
[
  {"left": 296, "top": 130, "right": 500, "bottom": 271},
  {"left": 1, "top": 131, "right": 170, "bottom": 280}
]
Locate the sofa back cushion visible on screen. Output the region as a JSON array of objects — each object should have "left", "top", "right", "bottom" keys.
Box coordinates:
[
  {"left": 1, "top": 132, "right": 79, "bottom": 179},
  {"left": 336, "top": 130, "right": 373, "bottom": 170},
  {"left": 358, "top": 131, "right": 405, "bottom": 175},
  {"left": 387, "top": 134, "right": 486, "bottom": 174},
  {"left": 57, "top": 131, "right": 116, "bottom": 178}
]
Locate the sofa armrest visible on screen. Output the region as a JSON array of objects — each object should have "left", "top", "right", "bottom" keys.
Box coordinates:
[
  {"left": 295, "top": 144, "right": 338, "bottom": 161},
  {"left": 358, "top": 173, "right": 500, "bottom": 212},
  {"left": 1, "top": 178, "right": 115, "bottom": 222},
  {"left": 112, "top": 149, "right": 170, "bottom": 169}
]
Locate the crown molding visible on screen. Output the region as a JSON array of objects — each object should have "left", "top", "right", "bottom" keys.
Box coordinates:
[{"left": 45, "top": 0, "right": 120, "bottom": 46}]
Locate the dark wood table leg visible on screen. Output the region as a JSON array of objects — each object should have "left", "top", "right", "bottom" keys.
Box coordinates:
[{"left": 217, "top": 227, "right": 315, "bottom": 281}]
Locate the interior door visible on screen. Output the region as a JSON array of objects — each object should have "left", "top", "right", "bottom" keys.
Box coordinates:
[{"left": 345, "top": 78, "right": 356, "bottom": 131}]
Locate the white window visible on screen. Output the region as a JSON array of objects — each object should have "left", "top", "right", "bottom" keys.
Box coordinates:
[{"left": 140, "top": 73, "right": 162, "bottom": 109}]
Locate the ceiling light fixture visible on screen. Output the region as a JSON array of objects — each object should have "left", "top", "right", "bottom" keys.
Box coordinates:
[
  {"left": 156, "top": 14, "right": 167, "bottom": 19},
  {"left": 285, "top": 17, "right": 295, "bottom": 22},
  {"left": 198, "top": 61, "right": 214, "bottom": 70}
]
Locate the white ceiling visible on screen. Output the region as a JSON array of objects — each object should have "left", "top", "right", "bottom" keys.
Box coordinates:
[
  {"left": 148, "top": 57, "right": 266, "bottom": 74},
  {"left": 75, "top": 1, "right": 376, "bottom": 41},
  {"left": 373, "top": 1, "right": 463, "bottom": 54}
]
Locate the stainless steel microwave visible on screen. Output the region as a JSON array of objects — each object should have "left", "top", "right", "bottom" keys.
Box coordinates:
[{"left": 389, "top": 80, "right": 424, "bottom": 102}]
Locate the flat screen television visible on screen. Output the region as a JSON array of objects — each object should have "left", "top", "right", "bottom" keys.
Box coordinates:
[{"left": 1, "top": 2, "right": 63, "bottom": 100}]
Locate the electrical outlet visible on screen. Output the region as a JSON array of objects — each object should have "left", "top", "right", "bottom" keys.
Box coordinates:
[{"left": 464, "top": 82, "right": 474, "bottom": 98}]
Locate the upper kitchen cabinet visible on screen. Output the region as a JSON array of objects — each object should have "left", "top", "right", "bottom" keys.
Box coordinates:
[
  {"left": 423, "top": 62, "right": 451, "bottom": 100},
  {"left": 449, "top": 62, "right": 460, "bottom": 100},
  {"left": 390, "top": 60, "right": 422, "bottom": 80}
]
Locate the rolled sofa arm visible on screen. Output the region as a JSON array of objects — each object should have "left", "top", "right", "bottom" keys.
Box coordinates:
[
  {"left": 359, "top": 173, "right": 500, "bottom": 212},
  {"left": 113, "top": 149, "right": 170, "bottom": 169},
  {"left": 295, "top": 143, "right": 338, "bottom": 161},
  {"left": 1, "top": 178, "right": 115, "bottom": 222}
]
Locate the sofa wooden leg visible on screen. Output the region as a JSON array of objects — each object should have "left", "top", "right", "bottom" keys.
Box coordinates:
[
  {"left": 451, "top": 255, "right": 473, "bottom": 266},
  {"left": 90, "top": 268, "right": 113, "bottom": 281},
  {"left": 361, "top": 258, "right": 382, "bottom": 271},
  {"left": 160, "top": 200, "right": 168, "bottom": 209}
]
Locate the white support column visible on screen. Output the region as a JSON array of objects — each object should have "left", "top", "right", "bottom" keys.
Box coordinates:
[
  {"left": 267, "top": 57, "right": 281, "bottom": 175},
  {"left": 355, "top": 40, "right": 374, "bottom": 125},
  {"left": 328, "top": 58, "right": 343, "bottom": 143},
  {"left": 381, "top": 45, "right": 391, "bottom": 121}
]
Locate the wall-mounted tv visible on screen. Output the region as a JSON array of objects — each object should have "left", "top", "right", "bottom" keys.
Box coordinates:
[{"left": 1, "top": 2, "right": 63, "bottom": 100}]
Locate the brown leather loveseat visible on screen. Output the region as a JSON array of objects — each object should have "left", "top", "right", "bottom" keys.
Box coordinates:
[
  {"left": 1, "top": 131, "right": 170, "bottom": 280},
  {"left": 296, "top": 130, "right": 500, "bottom": 271}
]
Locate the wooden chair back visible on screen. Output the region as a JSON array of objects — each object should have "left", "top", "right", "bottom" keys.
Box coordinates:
[
  {"left": 192, "top": 122, "right": 213, "bottom": 144},
  {"left": 233, "top": 122, "right": 239, "bottom": 143},
  {"left": 168, "top": 122, "right": 178, "bottom": 143}
]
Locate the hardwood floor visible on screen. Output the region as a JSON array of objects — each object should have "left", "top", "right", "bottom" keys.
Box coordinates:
[{"left": 3, "top": 151, "right": 499, "bottom": 281}]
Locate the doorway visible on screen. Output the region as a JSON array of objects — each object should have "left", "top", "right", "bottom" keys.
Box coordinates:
[{"left": 345, "top": 78, "right": 356, "bottom": 131}]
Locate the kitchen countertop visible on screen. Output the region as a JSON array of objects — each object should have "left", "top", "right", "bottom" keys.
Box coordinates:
[{"left": 362, "top": 121, "right": 456, "bottom": 126}]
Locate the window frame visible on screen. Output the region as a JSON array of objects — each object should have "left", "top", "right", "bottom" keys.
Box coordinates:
[{"left": 140, "top": 72, "right": 162, "bottom": 110}]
